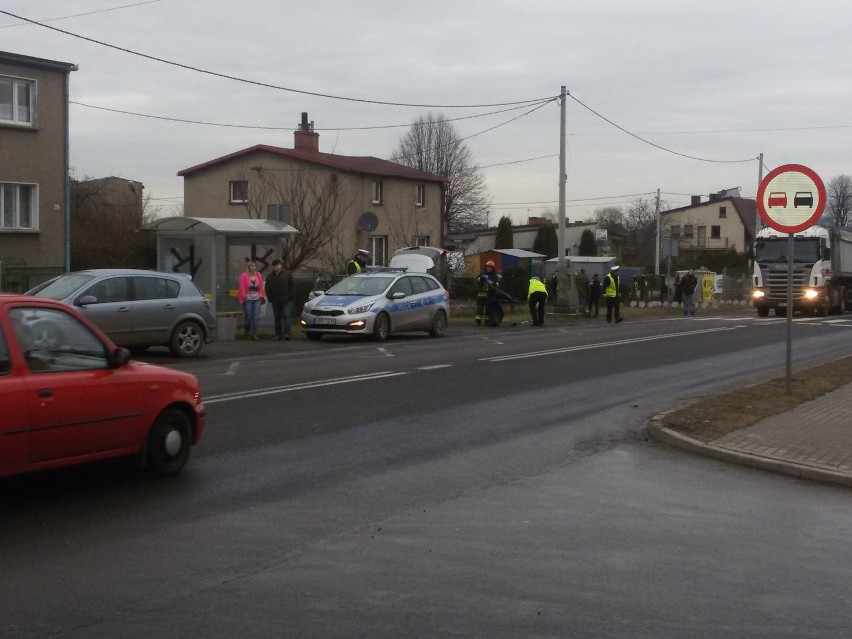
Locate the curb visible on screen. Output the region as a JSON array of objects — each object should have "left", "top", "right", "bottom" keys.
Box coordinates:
[{"left": 646, "top": 413, "right": 852, "bottom": 490}]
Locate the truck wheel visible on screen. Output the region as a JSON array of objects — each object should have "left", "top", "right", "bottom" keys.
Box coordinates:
[{"left": 756, "top": 307, "right": 769, "bottom": 318}]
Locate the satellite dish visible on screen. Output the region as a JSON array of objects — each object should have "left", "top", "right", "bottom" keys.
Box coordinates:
[{"left": 357, "top": 211, "right": 379, "bottom": 232}]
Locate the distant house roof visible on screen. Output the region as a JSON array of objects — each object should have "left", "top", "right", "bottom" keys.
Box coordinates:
[{"left": 177, "top": 144, "right": 445, "bottom": 183}]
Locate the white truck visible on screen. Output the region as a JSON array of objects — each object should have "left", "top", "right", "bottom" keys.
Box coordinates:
[{"left": 751, "top": 225, "right": 852, "bottom": 317}]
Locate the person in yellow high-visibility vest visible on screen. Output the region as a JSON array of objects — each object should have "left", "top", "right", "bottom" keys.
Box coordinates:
[
  {"left": 527, "top": 276, "right": 548, "bottom": 326},
  {"left": 603, "top": 265, "right": 623, "bottom": 324}
]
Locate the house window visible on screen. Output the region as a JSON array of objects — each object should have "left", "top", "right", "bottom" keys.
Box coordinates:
[
  {"left": 372, "top": 180, "right": 383, "bottom": 205},
  {"left": 0, "top": 76, "right": 34, "bottom": 126},
  {"left": 0, "top": 183, "right": 37, "bottom": 230},
  {"left": 670, "top": 225, "right": 681, "bottom": 238},
  {"left": 719, "top": 206, "right": 727, "bottom": 219},
  {"left": 415, "top": 184, "right": 425, "bottom": 207},
  {"left": 229, "top": 180, "right": 248, "bottom": 204},
  {"left": 368, "top": 236, "right": 387, "bottom": 265},
  {"left": 684, "top": 225, "right": 694, "bottom": 238},
  {"left": 411, "top": 235, "right": 430, "bottom": 246},
  {"left": 711, "top": 225, "right": 721, "bottom": 239}
]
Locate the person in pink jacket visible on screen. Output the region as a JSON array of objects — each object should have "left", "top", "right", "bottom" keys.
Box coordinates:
[{"left": 238, "top": 261, "right": 265, "bottom": 340}]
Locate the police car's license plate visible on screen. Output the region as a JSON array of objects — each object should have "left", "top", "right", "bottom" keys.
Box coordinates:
[{"left": 315, "top": 317, "right": 335, "bottom": 325}]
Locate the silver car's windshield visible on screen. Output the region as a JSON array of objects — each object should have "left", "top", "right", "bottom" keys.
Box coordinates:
[
  {"left": 326, "top": 276, "right": 394, "bottom": 297},
  {"left": 29, "top": 274, "right": 96, "bottom": 300}
]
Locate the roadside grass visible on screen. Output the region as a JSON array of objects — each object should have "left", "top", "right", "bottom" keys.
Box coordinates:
[{"left": 660, "top": 356, "right": 852, "bottom": 443}]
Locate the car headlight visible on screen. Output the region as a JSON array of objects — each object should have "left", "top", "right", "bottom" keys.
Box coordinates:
[
  {"left": 752, "top": 289, "right": 765, "bottom": 300},
  {"left": 349, "top": 302, "right": 374, "bottom": 315},
  {"left": 803, "top": 289, "right": 820, "bottom": 300}
]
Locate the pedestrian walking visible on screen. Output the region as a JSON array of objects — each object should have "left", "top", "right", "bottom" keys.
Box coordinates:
[
  {"left": 603, "top": 265, "right": 623, "bottom": 324},
  {"left": 238, "top": 261, "right": 265, "bottom": 340},
  {"left": 680, "top": 269, "right": 698, "bottom": 316},
  {"left": 588, "top": 273, "right": 602, "bottom": 317},
  {"left": 266, "top": 259, "right": 295, "bottom": 340}
]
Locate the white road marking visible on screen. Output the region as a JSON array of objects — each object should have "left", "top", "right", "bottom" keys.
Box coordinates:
[
  {"left": 481, "top": 326, "right": 741, "bottom": 363},
  {"left": 225, "top": 361, "right": 240, "bottom": 376},
  {"left": 417, "top": 364, "right": 452, "bottom": 370},
  {"left": 205, "top": 371, "right": 407, "bottom": 404}
]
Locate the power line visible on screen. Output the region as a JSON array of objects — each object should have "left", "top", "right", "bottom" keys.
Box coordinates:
[
  {"left": 568, "top": 93, "right": 757, "bottom": 164},
  {"left": 69, "top": 98, "right": 554, "bottom": 131},
  {"left": 0, "top": 0, "right": 162, "bottom": 28},
  {"left": 569, "top": 123, "right": 852, "bottom": 136},
  {"left": 0, "top": 9, "right": 555, "bottom": 109}
]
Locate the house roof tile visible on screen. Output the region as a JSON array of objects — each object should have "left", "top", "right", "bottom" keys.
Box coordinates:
[{"left": 177, "top": 144, "right": 445, "bottom": 182}]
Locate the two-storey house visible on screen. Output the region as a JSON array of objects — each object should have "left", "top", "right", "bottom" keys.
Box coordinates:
[
  {"left": 0, "top": 50, "right": 77, "bottom": 291},
  {"left": 660, "top": 189, "right": 757, "bottom": 256},
  {"left": 177, "top": 114, "right": 445, "bottom": 272}
]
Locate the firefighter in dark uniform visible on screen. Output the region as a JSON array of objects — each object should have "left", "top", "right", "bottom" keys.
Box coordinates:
[
  {"left": 347, "top": 249, "right": 370, "bottom": 276},
  {"left": 475, "top": 260, "right": 500, "bottom": 326}
]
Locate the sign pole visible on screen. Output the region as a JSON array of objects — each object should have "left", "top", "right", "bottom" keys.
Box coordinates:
[
  {"left": 755, "top": 163, "right": 826, "bottom": 395},
  {"left": 786, "top": 232, "right": 793, "bottom": 393}
]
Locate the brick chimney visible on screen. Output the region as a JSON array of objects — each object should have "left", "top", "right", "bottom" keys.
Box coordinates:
[
  {"left": 691, "top": 195, "right": 701, "bottom": 206},
  {"left": 294, "top": 112, "right": 319, "bottom": 152}
]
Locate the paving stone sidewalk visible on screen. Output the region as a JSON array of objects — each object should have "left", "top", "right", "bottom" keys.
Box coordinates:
[{"left": 649, "top": 383, "right": 852, "bottom": 489}]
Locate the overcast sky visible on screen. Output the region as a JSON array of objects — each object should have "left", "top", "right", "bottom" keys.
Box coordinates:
[{"left": 2, "top": 0, "right": 850, "bottom": 223}]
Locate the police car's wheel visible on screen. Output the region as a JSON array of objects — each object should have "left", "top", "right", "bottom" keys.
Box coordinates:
[
  {"left": 429, "top": 310, "right": 447, "bottom": 337},
  {"left": 373, "top": 313, "right": 390, "bottom": 342}
]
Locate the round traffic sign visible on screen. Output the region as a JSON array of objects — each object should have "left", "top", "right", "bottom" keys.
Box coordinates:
[{"left": 756, "top": 164, "right": 826, "bottom": 233}]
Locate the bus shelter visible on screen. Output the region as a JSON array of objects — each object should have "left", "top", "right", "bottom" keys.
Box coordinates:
[{"left": 144, "top": 217, "right": 299, "bottom": 316}]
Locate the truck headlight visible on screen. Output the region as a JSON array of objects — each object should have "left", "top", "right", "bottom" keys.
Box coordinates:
[
  {"left": 752, "top": 289, "right": 765, "bottom": 300},
  {"left": 803, "top": 289, "right": 820, "bottom": 300}
]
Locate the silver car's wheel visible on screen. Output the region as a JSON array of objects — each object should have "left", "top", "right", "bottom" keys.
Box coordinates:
[
  {"left": 429, "top": 310, "right": 447, "bottom": 337},
  {"left": 373, "top": 313, "right": 390, "bottom": 342},
  {"left": 147, "top": 408, "right": 192, "bottom": 476},
  {"left": 170, "top": 320, "right": 204, "bottom": 358}
]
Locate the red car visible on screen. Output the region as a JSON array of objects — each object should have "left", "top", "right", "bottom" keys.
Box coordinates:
[
  {"left": 767, "top": 191, "right": 788, "bottom": 208},
  {"left": 0, "top": 294, "right": 205, "bottom": 479}
]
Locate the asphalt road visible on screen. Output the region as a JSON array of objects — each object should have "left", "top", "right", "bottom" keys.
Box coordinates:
[{"left": 3, "top": 311, "right": 852, "bottom": 637}]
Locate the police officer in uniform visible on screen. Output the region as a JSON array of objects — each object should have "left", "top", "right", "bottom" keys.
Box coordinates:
[
  {"left": 347, "top": 249, "right": 370, "bottom": 276},
  {"left": 603, "top": 264, "right": 623, "bottom": 324},
  {"left": 527, "top": 276, "right": 548, "bottom": 326}
]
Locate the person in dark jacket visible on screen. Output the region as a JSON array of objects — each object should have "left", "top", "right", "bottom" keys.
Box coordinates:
[
  {"left": 587, "top": 273, "right": 602, "bottom": 318},
  {"left": 266, "top": 259, "right": 295, "bottom": 340},
  {"left": 680, "top": 269, "right": 698, "bottom": 316}
]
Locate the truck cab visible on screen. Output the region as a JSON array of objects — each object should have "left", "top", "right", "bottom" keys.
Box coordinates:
[{"left": 751, "top": 225, "right": 850, "bottom": 316}]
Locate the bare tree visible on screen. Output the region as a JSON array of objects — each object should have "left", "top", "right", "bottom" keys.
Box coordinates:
[
  {"left": 391, "top": 112, "right": 490, "bottom": 234},
  {"left": 241, "top": 167, "right": 351, "bottom": 272},
  {"left": 827, "top": 174, "right": 852, "bottom": 228}
]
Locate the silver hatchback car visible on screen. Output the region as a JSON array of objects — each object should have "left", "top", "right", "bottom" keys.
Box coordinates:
[
  {"left": 28, "top": 269, "right": 215, "bottom": 357},
  {"left": 300, "top": 268, "right": 450, "bottom": 341}
]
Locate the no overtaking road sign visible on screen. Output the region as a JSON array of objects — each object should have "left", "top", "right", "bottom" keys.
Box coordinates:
[{"left": 756, "top": 163, "right": 826, "bottom": 233}]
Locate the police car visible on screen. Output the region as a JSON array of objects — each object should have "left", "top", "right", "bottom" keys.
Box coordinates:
[{"left": 299, "top": 267, "right": 450, "bottom": 341}]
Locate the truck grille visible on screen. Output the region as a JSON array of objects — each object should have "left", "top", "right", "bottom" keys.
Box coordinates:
[{"left": 763, "top": 267, "right": 807, "bottom": 300}]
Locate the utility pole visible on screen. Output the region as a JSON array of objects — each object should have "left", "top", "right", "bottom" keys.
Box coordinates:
[
  {"left": 654, "top": 188, "right": 661, "bottom": 276},
  {"left": 557, "top": 85, "right": 568, "bottom": 309},
  {"left": 755, "top": 153, "right": 764, "bottom": 236}
]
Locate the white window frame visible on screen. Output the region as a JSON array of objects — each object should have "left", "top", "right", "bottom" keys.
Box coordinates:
[
  {"left": 229, "top": 180, "right": 248, "bottom": 204},
  {"left": 415, "top": 184, "right": 425, "bottom": 207},
  {"left": 372, "top": 180, "right": 383, "bottom": 205},
  {"left": 0, "top": 182, "right": 38, "bottom": 231},
  {"left": 368, "top": 236, "right": 387, "bottom": 266},
  {"left": 411, "top": 235, "right": 430, "bottom": 246},
  {"left": 0, "top": 75, "right": 35, "bottom": 126}
]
